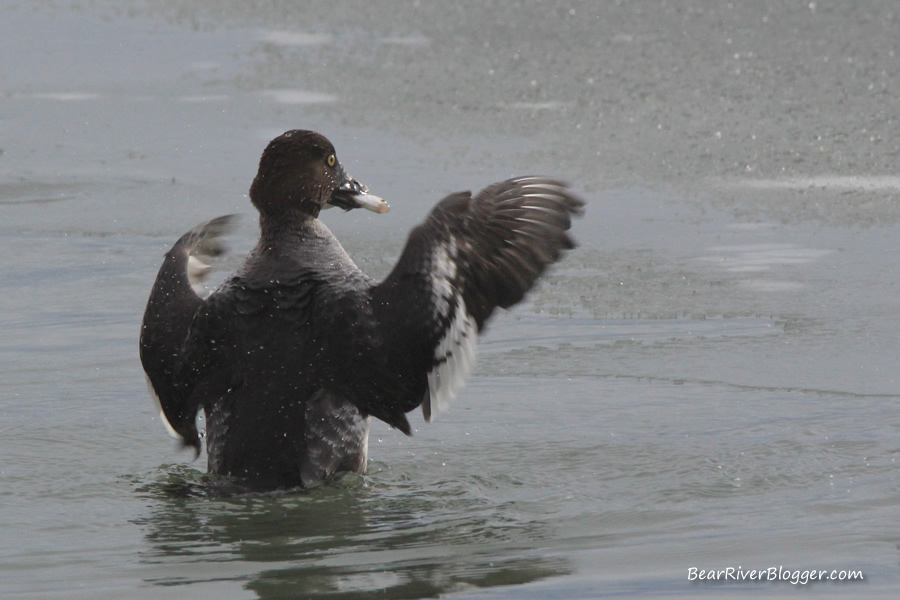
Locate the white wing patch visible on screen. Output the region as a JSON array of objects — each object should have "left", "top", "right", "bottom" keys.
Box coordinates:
[
  {"left": 145, "top": 375, "right": 182, "bottom": 440},
  {"left": 424, "top": 297, "right": 478, "bottom": 421},
  {"left": 187, "top": 254, "right": 212, "bottom": 296},
  {"left": 422, "top": 237, "right": 478, "bottom": 421},
  {"left": 429, "top": 237, "right": 457, "bottom": 317}
]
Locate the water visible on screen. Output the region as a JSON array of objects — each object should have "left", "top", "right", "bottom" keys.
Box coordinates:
[{"left": 2, "top": 1, "right": 898, "bottom": 598}]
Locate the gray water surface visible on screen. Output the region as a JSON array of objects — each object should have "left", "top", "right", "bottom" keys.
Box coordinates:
[{"left": 2, "top": 1, "right": 898, "bottom": 598}]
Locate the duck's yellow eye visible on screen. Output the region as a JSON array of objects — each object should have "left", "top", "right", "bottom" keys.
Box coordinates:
[{"left": 326, "top": 154, "right": 336, "bottom": 167}]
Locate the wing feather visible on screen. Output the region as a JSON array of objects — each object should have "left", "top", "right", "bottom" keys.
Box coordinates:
[
  {"left": 139, "top": 215, "right": 237, "bottom": 451},
  {"left": 371, "top": 177, "right": 584, "bottom": 427}
]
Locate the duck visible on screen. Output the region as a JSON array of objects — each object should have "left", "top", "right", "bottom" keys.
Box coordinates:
[{"left": 140, "top": 129, "right": 584, "bottom": 491}]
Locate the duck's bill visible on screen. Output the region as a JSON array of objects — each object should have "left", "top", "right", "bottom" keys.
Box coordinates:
[{"left": 328, "top": 177, "right": 390, "bottom": 214}]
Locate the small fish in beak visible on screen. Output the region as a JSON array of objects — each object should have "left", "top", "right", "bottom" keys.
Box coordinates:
[{"left": 328, "top": 175, "right": 390, "bottom": 214}]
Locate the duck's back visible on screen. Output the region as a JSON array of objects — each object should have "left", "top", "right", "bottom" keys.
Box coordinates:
[{"left": 193, "top": 220, "right": 375, "bottom": 488}]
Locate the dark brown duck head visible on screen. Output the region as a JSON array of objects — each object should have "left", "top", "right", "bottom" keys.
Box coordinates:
[{"left": 249, "top": 129, "right": 388, "bottom": 222}]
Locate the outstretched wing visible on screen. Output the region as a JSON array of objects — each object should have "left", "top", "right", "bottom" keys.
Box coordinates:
[
  {"left": 372, "top": 177, "right": 584, "bottom": 427},
  {"left": 139, "top": 215, "right": 237, "bottom": 451}
]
